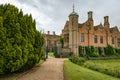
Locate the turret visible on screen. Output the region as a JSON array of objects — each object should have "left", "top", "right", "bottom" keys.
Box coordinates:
[
  {"left": 68, "top": 5, "right": 79, "bottom": 56},
  {"left": 69, "top": 5, "right": 79, "bottom": 27}
]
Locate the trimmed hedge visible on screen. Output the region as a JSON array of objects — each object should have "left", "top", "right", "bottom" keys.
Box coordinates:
[
  {"left": 79, "top": 45, "right": 120, "bottom": 57},
  {"left": 79, "top": 46, "right": 100, "bottom": 57},
  {"left": 69, "top": 56, "right": 86, "bottom": 65},
  {"left": 79, "top": 46, "right": 84, "bottom": 57},
  {"left": 104, "top": 45, "right": 116, "bottom": 56}
]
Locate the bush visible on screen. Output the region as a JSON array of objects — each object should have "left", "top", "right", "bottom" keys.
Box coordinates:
[
  {"left": 0, "top": 4, "right": 44, "bottom": 74},
  {"left": 69, "top": 56, "right": 86, "bottom": 65},
  {"left": 98, "top": 47, "right": 102, "bottom": 55},
  {"left": 83, "top": 60, "right": 120, "bottom": 78},
  {"left": 90, "top": 52, "right": 100, "bottom": 57},
  {"left": 79, "top": 46, "right": 84, "bottom": 57},
  {"left": 85, "top": 46, "right": 91, "bottom": 56},
  {"left": 115, "top": 48, "right": 120, "bottom": 56},
  {"left": 104, "top": 45, "right": 116, "bottom": 56},
  {"left": 90, "top": 46, "right": 100, "bottom": 57}
]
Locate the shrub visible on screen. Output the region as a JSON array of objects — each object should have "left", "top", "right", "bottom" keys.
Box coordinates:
[
  {"left": 79, "top": 46, "right": 84, "bottom": 57},
  {"left": 85, "top": 46, "right": 91, "bottom": 56},
  {"left": 115, "top": 48, "right": 120, "bottom": 56},
  {"left": 90, "top": 52, "right": 100, "bottom": 57},
  {"left": 69, "top": 56, "right": 86, "bottom": 65},
  {"left": 91, "top": 46, "right": 95, "bottom": 52},
  {"left": 83, "top": 60, "right": 120, "bottom": 78},
  {"left": 98, "top": 47, "right": 102, "bottom": 55},
  {"left": 104, "top": 45, "right": 116, "bottom": 56},
  {"left": 90, "top": 46, "right": 99, "bottom": 57},
  {"left": 0, "top": 4, "right": 44, "bottom": 74}
]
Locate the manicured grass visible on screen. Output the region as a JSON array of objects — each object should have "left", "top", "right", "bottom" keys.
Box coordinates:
[
  {"left": 84, "top": 60, "right": 120, "bottom": 78},
  {"left": 64, "top": 60, "right": 120, "bottom": 80},
  {"left": 36, "top": 59, "right": 44, "bottom": 67},
  {"left": 48, "top": 52, "right": 54, "bottom": 57},
  {"left": 39, "top": 60, "right": 44, "bottom": 64}
]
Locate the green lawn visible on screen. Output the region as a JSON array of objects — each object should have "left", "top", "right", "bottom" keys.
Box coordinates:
[
  {"left": 64, "top": 60, "right": 120, "bottom": 80},
  {"left": 48, "top": 52, "right": 54, "bottom": 57},
  {"left": 84, "top": 60, "right": 120, "bottom": 78}
]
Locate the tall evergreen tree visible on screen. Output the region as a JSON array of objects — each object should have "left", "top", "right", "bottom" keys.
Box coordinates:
[{"left": 0, "top": 4, "right": 44, "bottom": 74}]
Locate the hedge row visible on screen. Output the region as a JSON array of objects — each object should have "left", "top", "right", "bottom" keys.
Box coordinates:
[
  {"left": 79, "top": 45, "right": 120, "bottom": 57},
  {"left": 69, "top": 56, "right": 86, "bottom": 65}
]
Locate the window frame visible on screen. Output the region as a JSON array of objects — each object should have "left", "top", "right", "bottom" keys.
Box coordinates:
[
  {"left": 94, "top": 35, "right": 98, "bottom": 43},
  {"left": 100, "top": 36, "right": 103, "bottom": 44},
  {"left": 81, "top": 33, "right": 85, "bottom": 42}
]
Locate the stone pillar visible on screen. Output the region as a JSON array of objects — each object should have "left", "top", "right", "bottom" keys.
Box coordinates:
[{"left": 68, "top": 5, "right": 79, "bottom": 56}]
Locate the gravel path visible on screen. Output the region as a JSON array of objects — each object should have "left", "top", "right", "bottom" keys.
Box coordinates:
[{"left": 16, "top": 57, "right": 67, "bottom": 80}]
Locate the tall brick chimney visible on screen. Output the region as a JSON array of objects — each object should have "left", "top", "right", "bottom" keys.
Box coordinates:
[
  {"left": 53, "top": 31, "right": 55, "bottom": 35},
  {"left": 88, "top": 11, "right": 93, "bottom": 21},
  {"left": 104, "top": 16, "right": 109, "bottom": 25},
  {"left": 47, "top": 31, "right": 50, "bottom": 35}
]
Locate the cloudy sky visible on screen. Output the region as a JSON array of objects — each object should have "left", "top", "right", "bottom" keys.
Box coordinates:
[{"left": 0, "top": 0, "right": 120, "bottom": 35}]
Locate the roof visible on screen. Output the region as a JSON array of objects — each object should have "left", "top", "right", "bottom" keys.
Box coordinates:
[
  {"left": 69, "top": 11, "right": 79, "bottom": 16},
  {"left": 110, "top": 26, "right": 119, "bottom": 33},
  {"left": 94, "top": 23, "right": 103, "bottom": 31},
  {"left": 63, "top": 21, "right": 69, "bottom": 30},
  {"left": 69, "top": 5, "right": 79, "bottom": 17}
]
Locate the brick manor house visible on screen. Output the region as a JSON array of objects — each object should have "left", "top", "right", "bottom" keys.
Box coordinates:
[
  {"left": 43, "top": 31, "right": 60, "bottom": 52},
  {"left": 62, "top": 6, "right": 120, "bottom": 56}
]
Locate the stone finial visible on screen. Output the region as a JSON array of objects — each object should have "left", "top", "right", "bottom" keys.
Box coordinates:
[{"left": 88, "top": 11, "right": 93, "bottom": 21}]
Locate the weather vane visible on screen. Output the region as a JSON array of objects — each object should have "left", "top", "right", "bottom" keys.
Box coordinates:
[{"left": 73, "top": 4, "right": 75, "bottom": 12}]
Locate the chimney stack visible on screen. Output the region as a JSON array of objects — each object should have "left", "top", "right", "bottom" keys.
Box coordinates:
[
  {"left": 104, "top": 16, "right": 109, "bottom": 25},
  {"left": 53, "top": 31, "right": 55, "bottom": 35},
  {"left": 47, "top": 31, "right": 50, "bottom": 35},
  {"left": 88, "top": 11, "right": 93, "bottom": 21}
]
